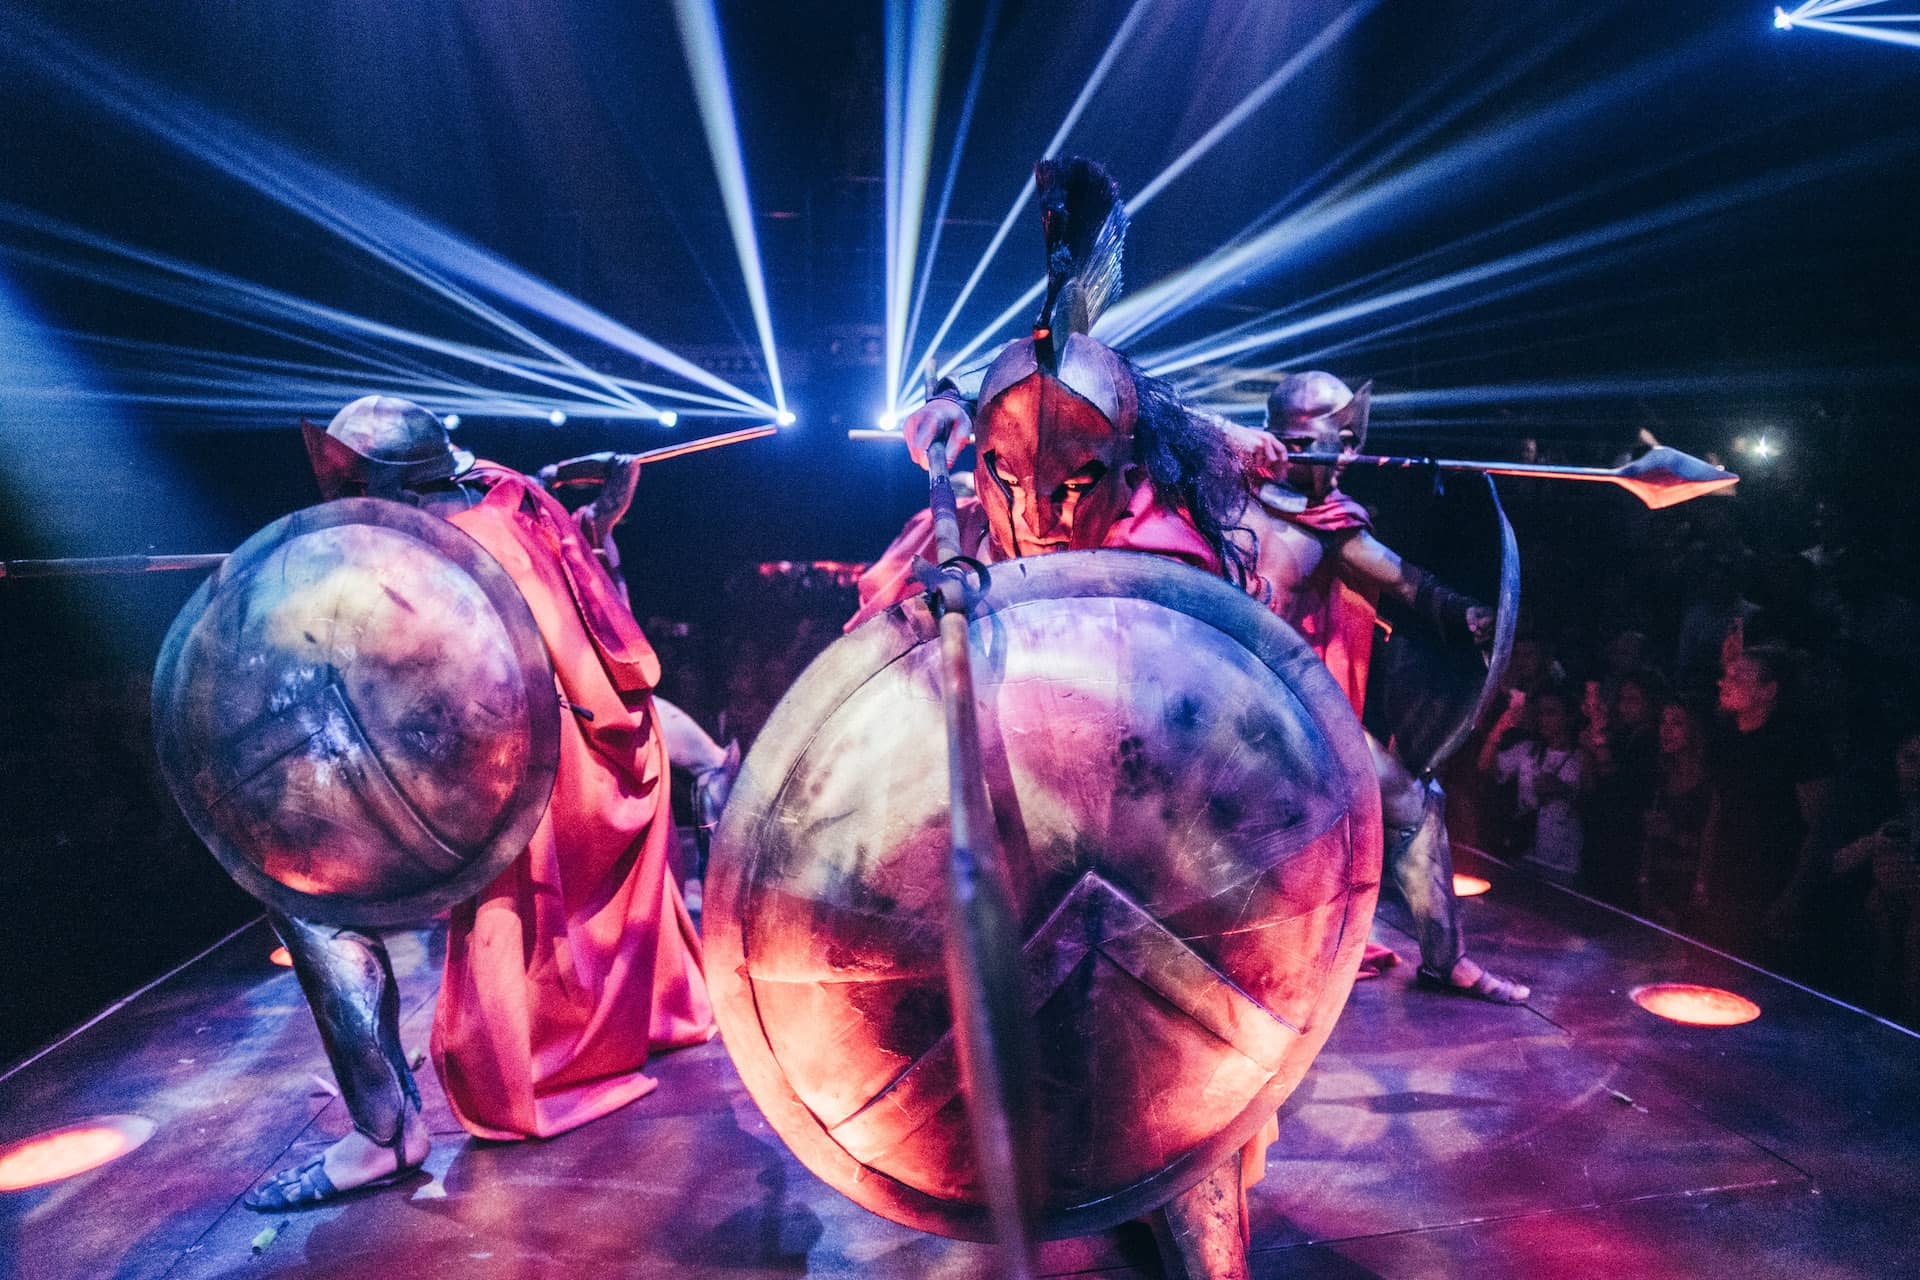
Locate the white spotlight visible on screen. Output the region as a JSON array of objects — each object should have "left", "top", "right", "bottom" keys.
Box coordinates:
[
  {"left": 775, "top": 410, "right": 796, "bottom": 427},
  {"left": 1774, "top": 7, "right": 1793, "bottom": 30},
  {"left": 876, "top": 410, "right": 899, "bottom": 430},
  {"left": 443, "top": 413, "right": 461, "bottom": 429},
  {"left": 658, "top": 410, "right": 679, "bottom": 428},
  {"left": 548, "top": 409, "right": 568, "bottom": 427}
]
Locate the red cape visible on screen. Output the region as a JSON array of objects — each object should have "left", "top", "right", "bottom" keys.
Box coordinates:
[
  {"left": 848, "top": 482, "right": 1221, "bottom": 632},
  {"left": 431, "top": 464, "right": 714, "bottom": 1140}
]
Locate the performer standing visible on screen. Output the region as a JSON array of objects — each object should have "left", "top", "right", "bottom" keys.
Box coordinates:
[
  {"left": 247, "top": 396, "right": 714, "bottom": 1209},
  {"left": 1232, "top": 371, "right": 1529, "bottom": 1002}
]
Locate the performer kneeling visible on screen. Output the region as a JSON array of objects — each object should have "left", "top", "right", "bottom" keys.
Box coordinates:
[{"left": 879, "top": 188, "right": 1525, "bottom": 1006}]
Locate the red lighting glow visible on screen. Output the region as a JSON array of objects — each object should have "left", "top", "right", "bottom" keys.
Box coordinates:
[
  {"left": 1453, "top": 874, "right": 1492, "bottom": 897},
  {"left": 269, "top": 946, "right": 294, "bottom": 967},
  {"left": 0, "top": 1116, "right": 155, "bottom": 1191},
  {"left": 1631, "top": 983, "right": 1761, "bottom": 1026}
]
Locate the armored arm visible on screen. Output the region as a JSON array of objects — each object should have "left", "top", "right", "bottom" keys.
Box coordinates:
[{"left": 1336, "top": 531, "right": 1494, "bottom": 644}]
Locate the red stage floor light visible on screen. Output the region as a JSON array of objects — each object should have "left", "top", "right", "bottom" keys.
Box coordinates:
[
  {"left": 1453, "top": 873, "right": 1492, "bottom": 897},
  {"left": 269, "top": 945, "right": 293, "bottom": 967},
  {"left": 0, "top": 1115, "right": 155, "bottom": 1191},
  {"left": 1631, "top": 983, "right": 1761, "bottom": 1026}
]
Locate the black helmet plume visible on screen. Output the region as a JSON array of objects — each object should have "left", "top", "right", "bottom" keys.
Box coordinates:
[{"left": 1032, "top": 157, "right": 1128, "bottom": 367}]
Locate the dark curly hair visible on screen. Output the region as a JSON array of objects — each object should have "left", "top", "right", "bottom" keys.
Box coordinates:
[{"left": 1127, "top": 361, "right": 1254, "bottom": 587}]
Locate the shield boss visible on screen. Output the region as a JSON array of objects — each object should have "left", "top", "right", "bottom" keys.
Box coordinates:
[
  {"left": 706, "top": 550, "right": 1382, "bottom": 1240},
  {"left": 152, "top": 498, "right": 559, "bottom": 927}
]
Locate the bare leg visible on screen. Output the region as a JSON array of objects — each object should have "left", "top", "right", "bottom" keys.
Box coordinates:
[
  {"left": 657, "top": 696, "right": 741, "bottom": 879},
  {"left": 1147, "top": 1156, "right": 1251, "bottom": 1280},
  {"left": 1370, "top": 736, "right": 1529, "bottom": 1004},
  {"left": 656, "top": 696, "right": 728, "bottom": 775},
  {"left": 247, "top": 913, "right": 430, "bottom": 1210}
]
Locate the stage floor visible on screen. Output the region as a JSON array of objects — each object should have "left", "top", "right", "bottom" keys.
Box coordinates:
[{"left": 4, "top": 849, "right": 1917, "bottom": 1279}]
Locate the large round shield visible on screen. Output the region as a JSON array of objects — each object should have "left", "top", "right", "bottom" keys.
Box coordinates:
[
  {"left": 707, "top": 550, "right": 1382, "bottom": 1241},
  {"left": 152, "top": 498, "right": 560, "bottom": 927}
]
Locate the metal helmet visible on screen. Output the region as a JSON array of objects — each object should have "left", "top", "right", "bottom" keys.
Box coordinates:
[
  {"left": 705, "top": 550, "right": 1382, "bottom": 1241},
  {"left": 1265, "top": 371, "right": 1371, "bottom": 456},
  {"left": 974, "top": 157, "right": 1138, "bottom": 558},
  {"left": 303, "top": 395, "right": 474, "bottom": 501},
  {"left": 974, "top": 333, "right": 1138, "bottom": 557}
]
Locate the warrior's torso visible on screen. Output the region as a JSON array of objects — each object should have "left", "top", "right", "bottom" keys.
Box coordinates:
[{"left": 1246, "top": 507, "right": 1347, "bottom": 631}]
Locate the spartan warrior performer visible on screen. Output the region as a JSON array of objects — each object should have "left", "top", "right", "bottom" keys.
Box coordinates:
[
  {"left": 846, "top": 159, "right": 1324, "bottom": 1275},
  {"left": 886, "top": 176, "right": 1526, "bottom": 1005},
  {"left": 852, "top": 163, "right": 1250, "bottom": 629},
  {"left": 1233, "top": 372, "right": 1529, "bottom": 1003},
  {"left": 709, "top": 158, "right": 1383, "bottom": 1280},
  {"left": 235, "top": 397, "right": 714, "bottom": 1208}
]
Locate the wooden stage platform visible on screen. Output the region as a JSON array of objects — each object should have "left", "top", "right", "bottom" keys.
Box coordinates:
[{"left": 4, "top": 849, "right": 1917, "bottom": 1279}]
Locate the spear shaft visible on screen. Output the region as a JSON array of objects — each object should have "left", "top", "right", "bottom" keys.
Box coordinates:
[
  {"left": 0, "top": 553, "right": 230, "bottom": 581},
  {"left": 1286, "top": 445, "right": 1738, "bottom": 509},
  {"left": 925, "top": 435, "right": 1037, "bottom": 1279},
  {"left": 4, "top": 426, "right": 780, "bottom": 581}
]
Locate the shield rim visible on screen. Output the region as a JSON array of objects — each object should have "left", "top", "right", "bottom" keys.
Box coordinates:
[
  {"left": 705, "top": 548, "right": 1381, "bottom": 1242},
  {"left": 151, "top": 497, "right": 560, "bottom": 928},
  {"left": 1368, "top": 472, "right": 1520, "bottom": 778}
]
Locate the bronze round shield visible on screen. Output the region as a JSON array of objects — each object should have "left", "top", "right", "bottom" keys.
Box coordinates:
[
  {"left": 151, "top": 498, "right": 559, "bottom": 927},
  {"left": 706, "top": 549, "right": 1382, "bottom": 1241}
]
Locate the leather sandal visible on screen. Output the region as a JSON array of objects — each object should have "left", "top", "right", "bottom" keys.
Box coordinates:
[
  {"left": 1416, "top": 961, "right": 1530, "bottom": 1005},
  {"left": 244, "top": 1144, "right": 422, "bottom": 1212}
]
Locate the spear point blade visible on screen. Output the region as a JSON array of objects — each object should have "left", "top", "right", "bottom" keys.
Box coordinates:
[{"left": 1615, "top": 447, "right": 1739, "bottom": 509}]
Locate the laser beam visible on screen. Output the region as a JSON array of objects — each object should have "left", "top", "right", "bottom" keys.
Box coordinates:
[
  {"left": 903, "top": 1, "right": 1150, "bottom": 401},
  {"left": 671, "top": 0, "right": 789, "bottom": 413},
  {"left": 3, "top": 10, "right": 777, "bottom": 419},
  {"left": 882, "top": 0, "right": 950, "bottom": 418}
]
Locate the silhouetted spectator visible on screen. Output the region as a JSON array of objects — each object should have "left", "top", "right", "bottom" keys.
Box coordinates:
[
  {"left": 1638, "top": 699, "right": 1712, "bottom": 928},
  {"left": 1692, "top": 644, "right": 1835, "bottom": 966},
  {"left": 1481, "top": 686, "right": 1585, "bottom": 883},
  {"left": 1833, "top": 732, "right": 1920, "bottom": 1023},
  {"left": 1581, "top": 672, "right": 1661, "bottom": 906}
]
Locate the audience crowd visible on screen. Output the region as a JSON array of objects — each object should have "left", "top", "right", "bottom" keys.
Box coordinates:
[{"left": 1437, "top": 444, "right": 1920, "bottom": 1026}]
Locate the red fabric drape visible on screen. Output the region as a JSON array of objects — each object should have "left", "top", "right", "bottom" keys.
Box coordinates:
[
  {"left": 431, "top": 466, "right": 714, "bottom": 1140},
  {"left": 848, "top": 484, "right": 1219, "bottom": 631},
  {"left": 1262, "top": 492, "right": 1377, "bottom": 717}
]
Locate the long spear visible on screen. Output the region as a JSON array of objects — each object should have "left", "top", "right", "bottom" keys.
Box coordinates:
[
  {"left": 2, "top": 424, "right": 779, "bottom": 581},
  {"left": 851, "top": 430, "right": 1737, "bottom": 511},
  {"left": 1284, "top": 445, "right": 1737, "bottom": 509},
  {"left": 924, "top": 431, "right": 1038, "bottom": 1277},
  {"left": 539, "top": 424, "right": 777, "bottom": 487}
]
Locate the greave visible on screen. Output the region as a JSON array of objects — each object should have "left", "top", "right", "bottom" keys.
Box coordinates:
[
  {"left": 1146, "top": 1155, "right": 1251, "bottom": 1280},
  {"left": 1376, "top": 778, "right": 1466, "bottom": 977},
  {"left": 270, "top": 911, "right": 420, "bottom": 1151}
]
